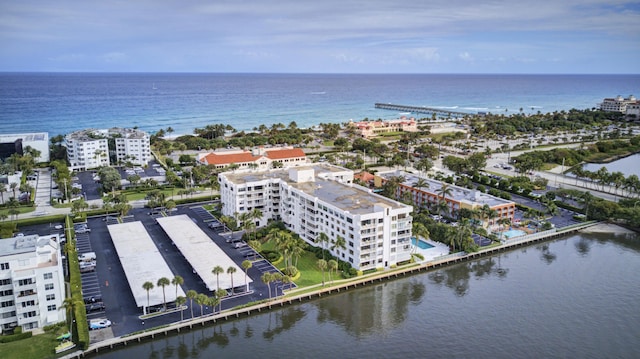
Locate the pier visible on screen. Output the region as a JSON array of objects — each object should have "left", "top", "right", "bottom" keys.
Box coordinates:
[
  {"left": 65, "top": 221, "right": 598, "bottom": 359},
  {"left": 375, "top": 102, "right": 476, "bottom": 117}
]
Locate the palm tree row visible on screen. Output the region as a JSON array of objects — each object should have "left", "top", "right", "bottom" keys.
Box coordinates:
[
  {"left": 571, "top": 167, "right": 640, "bottom": 198},
  {"left": 141, "top": 275, "right": 184, "bottom": 314}
]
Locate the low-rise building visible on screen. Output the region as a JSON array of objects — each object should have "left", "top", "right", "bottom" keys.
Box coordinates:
[
  {"left": 197, "top": 146, "right": 306, "bottom": 170},
  {"left": 0, "top": 235, "right": 66, "bottom": 333},
  {"left": 348, "top": 117, "right": 418, "bottom": 138},
  {"left": 219, "top": 164, "right": 413, "bottom": 270},
  {"left": 0, "top": 133, "right": 50, "bottom": 163},
  {"left": 375, "top": 171, "right": 515, "bottom": 226}
]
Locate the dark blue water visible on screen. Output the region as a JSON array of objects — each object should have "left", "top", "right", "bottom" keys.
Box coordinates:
[
  {"left": 92, "top": 232, "right": 640, "bottom": 359},
  {"left": 1, "top": 73, "right": 638, "bottom": 136}
]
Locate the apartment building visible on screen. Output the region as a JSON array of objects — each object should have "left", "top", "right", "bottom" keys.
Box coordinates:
[
  {"left": 375, "top": 170, "right": 516, "bottom": 226},
  {"left": 0, "top": 235, "right": 66, "bottom": 333},
  {"left": 0, "top": 133, "right": 50, "bottom": 163},
  {"left": 65, "top": 128, "right": 151, "bottom": 171},
  {"left": 219, "top": 164, "right": 413, "bottom": 270},
  {"left": 599, "top": 95, "right": 637, "bottom": 113}
]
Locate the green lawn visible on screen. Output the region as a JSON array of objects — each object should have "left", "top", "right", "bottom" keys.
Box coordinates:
[
  {"left": 0, "top": 206, "right": 34, "bottom": 217},
  {"left": 2, "top": 327, "right": 71, "bottom": 359},
  {"left": 259, "top": 239, "right": 328, "bottom": 288}
]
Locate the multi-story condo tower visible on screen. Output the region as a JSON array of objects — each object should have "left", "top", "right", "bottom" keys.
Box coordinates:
[
  {"left": 0, "top": 235, "right": 66, "bottom": 333},
  {"left": 65, "top": 128, "right": 151, "bottom": 171},
  {"left": 219, "top": 164, "right": 413, "bottom": 270}
]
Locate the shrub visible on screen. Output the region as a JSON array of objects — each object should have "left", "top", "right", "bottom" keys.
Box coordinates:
[
  {"left": 0, "top": 331, "right": 32, "bottom": 343},
  {"left": 283, "top": 266, "right": 298, "bottom": 277}
]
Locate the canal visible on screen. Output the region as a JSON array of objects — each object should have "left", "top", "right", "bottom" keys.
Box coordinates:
[{"left": 90, "top": 231, "right": 640, "bottom": 359}]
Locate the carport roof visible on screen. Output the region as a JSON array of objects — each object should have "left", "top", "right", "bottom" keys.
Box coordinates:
[
  {"left": 157, "top": 215, "right": 252, "bottom": 291},
  {"left": 107, "top": 221, "right": 185, "bottom": 309}
]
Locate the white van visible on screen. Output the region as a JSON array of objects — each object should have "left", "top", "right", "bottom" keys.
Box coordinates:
[{"left": 79, "top": 252, "right": 96, "bottom": 262}]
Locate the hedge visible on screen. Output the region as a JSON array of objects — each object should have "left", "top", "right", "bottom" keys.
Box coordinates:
[{"left": 65, "top": 215, "right": 89, "bottom": 349}]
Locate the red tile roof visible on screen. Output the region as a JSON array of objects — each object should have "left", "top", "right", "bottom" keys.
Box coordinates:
[
  {"left": 265, "top": 148, "right": 306, "bottom": 160},
  {"left": 355, "top": 171, "right": 375, "bottom": 182},
  {"left": 202, "top": 152, "right": 261, "bottom": 165}
]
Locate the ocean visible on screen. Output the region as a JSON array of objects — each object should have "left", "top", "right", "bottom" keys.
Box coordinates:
[{"left": 0, "top": 73, "right": 638, "bottom": 137}]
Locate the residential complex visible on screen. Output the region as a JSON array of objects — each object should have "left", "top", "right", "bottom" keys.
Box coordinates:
[
  {"left": 65, "top": 128, "right": 151, "bottom": 171},
  {"left": 0, "top": 235, "right": 66, "bottom": 333},
  {"left": 197, "top": 146, "right": 307, "bottom": 170},
  {"left": 348, "top": 117, "right": 418, "bottom": 138},
  {"left": 375, "top": 170, "right": 516, "bottom": 226},
  {"left": 599, "top": 95, "right": 638, "bottom": 115},
  {"left": 0, "top": 132, "right": 50, "bottom": 163},
  {"left": 219, "top": 164, "right": 414, "bottom": 270}
]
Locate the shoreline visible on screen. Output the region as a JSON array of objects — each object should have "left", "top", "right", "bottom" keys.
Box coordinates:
[{"left": 65, "top": 220, "right": 617, "bottom": 358}]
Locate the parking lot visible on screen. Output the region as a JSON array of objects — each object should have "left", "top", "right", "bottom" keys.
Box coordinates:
[{"left": 15, "top": 203, "right": 283, "bottom": 338}]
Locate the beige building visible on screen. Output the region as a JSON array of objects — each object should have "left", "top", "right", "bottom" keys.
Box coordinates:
[{"left": 348, "top": 117, "right": 418, "bottom": 138}]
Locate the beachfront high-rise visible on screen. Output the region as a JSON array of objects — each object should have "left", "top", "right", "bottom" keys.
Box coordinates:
[
  {"left": 219, "top": 164, "right": 414, "bottom": 270},
  {"left": 65, "top": 128, "right": 151, "bottom": 171},
  {"left": 0, "top": 235, "right": 66, "bottom": 333}
]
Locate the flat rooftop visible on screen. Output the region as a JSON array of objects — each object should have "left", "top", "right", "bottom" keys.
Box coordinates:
[
  {"left": 224, "top": 164, "right": 409, "bottom": 215},
  {"left": 157, "top": 215, "right": 251, "bottom": 291},
  {"left": 379, "top": 171, "right": 513, "bottom": 207},
  {"left": 107, "top": 221, "right": 185, "bottom": 309}
]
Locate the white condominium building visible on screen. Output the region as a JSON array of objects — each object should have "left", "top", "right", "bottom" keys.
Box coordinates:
[
  {"left": 65, "top": 128, "right": 151, "bottom": 171},
  {"left": 0, "top": 235, "right": 66, "bottom": 333},
  {"left": 111, "top": 128, "right": 152, "bottom": 166},
  {"left": 219, "top": 164, "right": 414, "bottom": 270}
]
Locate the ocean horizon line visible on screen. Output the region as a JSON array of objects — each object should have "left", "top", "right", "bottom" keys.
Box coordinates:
[{"left": 1, "top": 71, "right": 638, "bottom": 76}]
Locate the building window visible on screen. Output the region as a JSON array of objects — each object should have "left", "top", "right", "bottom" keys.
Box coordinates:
[
  {"left": 45, "top": 284, "right": 54, "bottom": 291},
  {"left": 43, "top": 273, "right": 53, "bottom": 280},
  {"left": 46, "top": 294, "right": 55, "bottom": 301},
  {"left": 48, "top": 305, "right": 57, "bottom": 311},
  {"left": 1, "top": 311, "right": 15, "bottom": 318},
  {"left": 1, "top": 300, "right": 14, "bottom": 307},
  {"left": 18, "top": 279, "right": 34, "bottom": 286},
  {"left": 0, "top": 263, "right": 9, "bottom": 270},
  {"left": 0, "top": 279, "right": 11, "bottom": 285}
]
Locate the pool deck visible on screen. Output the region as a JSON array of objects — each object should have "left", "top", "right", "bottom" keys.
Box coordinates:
[{"left": 414, "top": 238, "right": 450, "bottom": 261}]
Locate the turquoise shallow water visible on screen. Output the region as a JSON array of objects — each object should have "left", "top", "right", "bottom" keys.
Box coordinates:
[{"left": 1, "top": 73, "right": 638, "bottom": 136}]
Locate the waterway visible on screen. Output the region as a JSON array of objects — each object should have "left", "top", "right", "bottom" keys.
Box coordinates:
[
  {"left": 91, "top": 232, "right": 640, "bottom": 359},
  {"left": 583, "top": 153, "right": 640, "bottom": 177}
]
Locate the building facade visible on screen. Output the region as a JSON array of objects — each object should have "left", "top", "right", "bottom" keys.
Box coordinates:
[
  {"left": 348, "top": 117, "right": 418, "bottom": 138},
  {"left": 375, "top": 171, "right": 516, "bottom": 226},
  {"left": 197, "top": 146, "right": 307, "bottom": 170},
  {"left": 65, "top": 128, "right": 151, "bottom": 171},
  {"left": 219, "top": 164, "right": 413, "bottom": 270},
  {"left": 599, "top": 95, "right": 637, "bottom": 113},
  {"left": 0, "top": 133, "right": 50, "bottom": 163},
  {"left": 0, "top": 235, "right": 66, "bottom": 333}
]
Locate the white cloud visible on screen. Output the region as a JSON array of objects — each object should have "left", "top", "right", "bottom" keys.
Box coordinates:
[{"left": 459, "top": 52, "right": 474, "bottom": 62}]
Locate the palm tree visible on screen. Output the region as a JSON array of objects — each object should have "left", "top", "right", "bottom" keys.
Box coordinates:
[
  {"left": 328, "top": 259, "right": 338, "bottom": 283},
  {"left": 317, "top": 232, "right": 330, "bottom": 261},
  {"left": 227, "top": 266, "right": 237, "bottom": 294},
  {"left": 157, "top": 277, "right": 170, "bottom": 310},
  {"left": 248, "top": 240, "right": 262, "bottom": 260},
  {"left": 212, "top": 265, "right": 224, "bottom": 290},
  {"left": 241, "top": 260, "right": 252, "bottom": 292},
  {"left": 209, "top": 295, "right": 221, "bottom": 314},
  {"left": 171, "top": 275, "right": 184, "bottom": 300},
  {"left": 412, "top": 222, "right": 430, "bottom": 253},
  {"left": 215, "top": 288, "right": 227, "bottom": 311},
  {"left": 281, "top": 275, "right": 293, "bottom": 291},
  {"left": 142, "top": 281, "right": 154, "bottom": 314},
  {"left": 436, "top": 182, "right": 453, "bottom": 216},
  {"left": 317, "top": 259, "right": 328, "bottom": 286},
  {"left": 59, "top": 297, "right": 82, "bottom": 339},
  {"left": 0, "top": 183, "right": 6, "bottom": 204},
  {"left": 195, "top": 293, "right": 207, "bottom": 316},
  {"left": 331, "top": 235, "right": 347, "bottom": 257},
  {"left": 175, "top": 296, "right": 186, "bottom": 321},
  {"left": 186, "top": 290, "right": 197, "bottom": 319},
  {"left": 261, "top": 272, "right": 273, "bottom": 300}
]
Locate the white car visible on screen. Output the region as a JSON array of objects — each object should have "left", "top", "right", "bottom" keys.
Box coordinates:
[
  {"left": 89, "top": 319, "right": 111, "bottom": 330},
  {"left": 54, "top": 224, "right": 63, "bottom": 230}
]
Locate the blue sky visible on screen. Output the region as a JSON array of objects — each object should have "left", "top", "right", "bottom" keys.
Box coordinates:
[{"left": 1, "top": 0, "right": 638, "bottom": 73}]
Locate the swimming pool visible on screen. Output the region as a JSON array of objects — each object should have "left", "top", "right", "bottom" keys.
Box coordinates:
[
  {"left": 502, "top": 229, "right": 527, "bottom": 239},
  {"left": 411, "top": 237, "right": 435, "bottom": 249}
]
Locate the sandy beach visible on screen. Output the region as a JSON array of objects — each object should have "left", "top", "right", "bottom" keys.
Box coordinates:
[{"left": 580, "top": 223, "right": 637, "bottom": 235}]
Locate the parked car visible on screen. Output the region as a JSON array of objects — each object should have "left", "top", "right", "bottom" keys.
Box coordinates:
[
  {"left": 234, "top": 241, "right": 248, "bottom": 249},
  {"left": 86, "top": 303, "right": 106, "bottom": 313},
  {"left": 226, "top": 237, "right": 242, "bottom": 244},
  {"left": 84, "top": 296, "right": 102, "bottom": 304},
  {"left": 76, "top": 227, "right": 91, "bottom": 234},
  {"left": 89, "top": 319, "right": 111, "bottom": 330}
]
